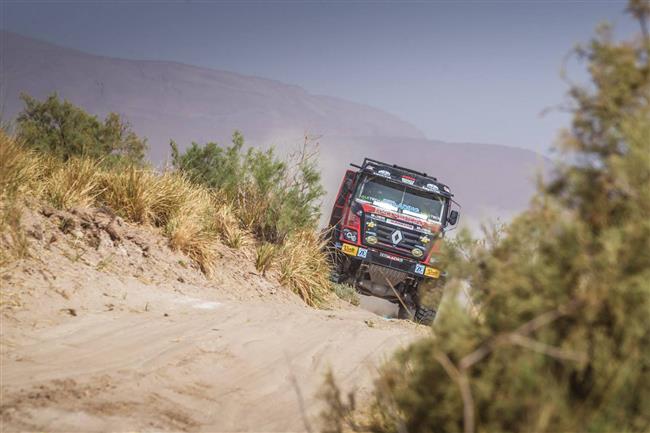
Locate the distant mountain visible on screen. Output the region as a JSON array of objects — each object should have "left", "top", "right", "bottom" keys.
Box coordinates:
[
  {"left": 1, "top": 31, "right": 424, "bottom": 160},
  {"left": 1, "top": 31, "right": 548, "bottom": 226}
]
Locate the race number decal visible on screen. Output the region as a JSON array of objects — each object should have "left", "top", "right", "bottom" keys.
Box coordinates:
[
  {"left": 341, "top": 244, "right": 358, "bottom": 256},
  {"left": 424, "top": 267, "right": 441, "bottom": 278}
]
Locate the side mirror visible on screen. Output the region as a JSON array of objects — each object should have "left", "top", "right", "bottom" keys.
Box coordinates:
[
  {"left": 448, "top": 210, "right": 459, "bottom": 226},
  {"left": 337, "top": 179, "right": 353, "bottom": 205}
]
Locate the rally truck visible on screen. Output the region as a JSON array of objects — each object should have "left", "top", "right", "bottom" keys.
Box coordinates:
[{"left": 327, "top": 158, "right": 459, "bottom": 325}]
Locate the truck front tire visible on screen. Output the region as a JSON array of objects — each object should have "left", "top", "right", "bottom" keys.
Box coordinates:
[
  {"left": 397, "top": 304, "right": 436, "bottom": 325},
  {"left": 413, "top": 306, "right": 436, "bottom": 325}
]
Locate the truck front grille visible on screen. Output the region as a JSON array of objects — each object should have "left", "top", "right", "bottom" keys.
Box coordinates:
[{"left": 363, "top": 214, "right": 431, "bottom": 259}]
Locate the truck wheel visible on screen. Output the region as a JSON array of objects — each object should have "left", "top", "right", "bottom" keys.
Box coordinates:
[{"left": 413, "top": 306, "right": 436, "bottom": 325}]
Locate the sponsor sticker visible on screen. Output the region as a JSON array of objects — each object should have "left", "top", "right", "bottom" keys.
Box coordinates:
[
  {"left": 357, "top": 248, "right": 368, "bottom": 258},
  {"left": 379, "top": 252, "right": 403, "bottom": 262},
  {"left": 373, "top": 208, "right": 422, "bottom": 225},
  {"left": 414, "top": 264, "right": 426, "bottom": 275},
  {"left": 401, "top": 176, "right": 416, "bottom": 185},
  {"left": 386, "top": 219, "right": 414, "bottom": 230}
]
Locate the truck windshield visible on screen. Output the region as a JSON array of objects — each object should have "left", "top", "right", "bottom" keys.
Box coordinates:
[{"left": 356, "top": 176, "right": 445, "bottom": 222}]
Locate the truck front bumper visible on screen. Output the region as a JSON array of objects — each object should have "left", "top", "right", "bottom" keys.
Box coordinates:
[{"left": 334, "top": 241, "right": 440, "bottom": 279}]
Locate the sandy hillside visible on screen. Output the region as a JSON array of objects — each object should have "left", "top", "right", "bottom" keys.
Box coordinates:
[{"left": 0, "top": 206, "right": 425, "bottom": 432}]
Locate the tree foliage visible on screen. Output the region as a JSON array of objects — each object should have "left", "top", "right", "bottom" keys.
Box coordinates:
[
  {"left": 171, "top": 132, "right": 325, "bottom": 242},
  {"left": 16, "top": 93, "right": 147, "bottom": 165},
  {"left": 323, "top": 3, "right": 650, "bottom": 432}
]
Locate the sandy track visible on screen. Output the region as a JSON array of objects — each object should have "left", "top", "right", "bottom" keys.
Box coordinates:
[
  {"left": 2, "top": 294, "right": 420, "bottom": 432},
  {"left": 1, "top": 207, "right": 423, "bottom": 431}
]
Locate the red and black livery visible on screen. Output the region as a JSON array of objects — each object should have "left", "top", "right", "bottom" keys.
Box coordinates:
[{"left": 327, "top": 158, "right": 460, "bottom": 324}]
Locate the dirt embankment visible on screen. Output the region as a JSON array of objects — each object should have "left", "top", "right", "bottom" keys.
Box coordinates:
[{"left": 1, "top": 206, "right": 424, "bottom": 432}]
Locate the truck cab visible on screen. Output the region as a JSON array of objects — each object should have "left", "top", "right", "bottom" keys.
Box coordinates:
[{"left": 327, "top": 158, "right": 459, "bottom": 324}]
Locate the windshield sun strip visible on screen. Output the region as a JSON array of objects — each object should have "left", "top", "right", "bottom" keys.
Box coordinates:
[{"left": 357, "top": 176, "right": 445, "bottom": 222}]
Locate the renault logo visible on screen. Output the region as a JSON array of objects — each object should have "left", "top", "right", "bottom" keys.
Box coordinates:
[{"left": 391, "top": 230, "right": 403, "bottom": 244}]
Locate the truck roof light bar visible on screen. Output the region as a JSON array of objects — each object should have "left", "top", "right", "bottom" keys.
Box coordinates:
[{"left": 358, "top": 158, "right": 438, "bottom": 182}]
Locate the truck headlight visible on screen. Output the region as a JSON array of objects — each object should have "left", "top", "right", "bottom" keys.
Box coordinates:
[{"left": 412, "top": 248, "right": 423, "bottom": 258}]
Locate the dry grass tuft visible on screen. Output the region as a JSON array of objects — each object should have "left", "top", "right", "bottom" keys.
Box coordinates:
[
  {"left": 208, "top": 202, "right": 246, "bottom": 249},
  {"left": 166, "top": 215, "right": 216, "bottom": 275},
  {"left": 0, "top": 132, "right": 41, "bottom": 265},
  {"left": 0, "top": 132, "right": 42, "bottom": 201},
  {"left": 278, "top": 231, "right": 332, "bottom": 307},
  {"left": 255, "top": 242, "right": 277, "bottom": 275},
  {"left": 98, "top": 168, "right": 198, "bottom": 226},
  {"left": 45, "top": 158, "right": 103, "bottom": 210},
  {"left": 236, "top": 185, "right": 272, "bottom": 233},
  {"left": 100, "top": 168, "right": 222, "bottom": 273},
  {"left": 0, "top": 201, "right": 31, "bottom": 266},
  {"left": 163, "top": 187, "right": 218, "bottom": 275},
  {"left": 149, "top": 172, "right": 201, "bottom": 227},
  {"left": 98, "top": 167, "right": 158, "bottom": 224},
  {"left": 223, "top": 228, "right": 246, "bottom": 249}
]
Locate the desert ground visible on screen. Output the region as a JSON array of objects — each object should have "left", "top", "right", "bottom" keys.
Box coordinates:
[{"left": 0, "top": 206, "right": 424, "bottom": 432}]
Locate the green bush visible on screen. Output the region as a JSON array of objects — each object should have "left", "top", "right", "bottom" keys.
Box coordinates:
[
  {"left": 323, "top": 3, "right": 650, "bottom": 433},
  {"left": 170, "top": 132, "right": 247, "bottom": 194},
  {"left": 332, "top": 283, "right": 360, "bottom": 306},
  {"left": 16, "top": 93, "right": 147, "bottom": 165},
  {"left": 171, "top": 132, "right": 324, "bottom": 242}
]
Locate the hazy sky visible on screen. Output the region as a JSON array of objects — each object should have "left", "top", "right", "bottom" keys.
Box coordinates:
[{"left": 1, "top": 1, "right": 639, "bottom": 154}]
